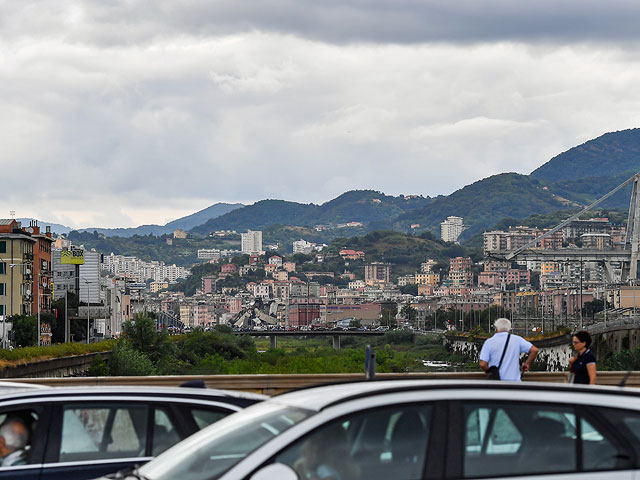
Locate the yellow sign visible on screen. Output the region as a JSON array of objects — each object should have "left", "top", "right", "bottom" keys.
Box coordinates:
[{"left": 61, "top": 249, "right": 84, "bottom": 265}]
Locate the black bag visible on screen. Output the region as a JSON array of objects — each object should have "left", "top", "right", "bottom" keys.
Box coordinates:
[
  {"left": 485, "top": 366, "right": 500, "bottom": 380},
  {"left": 485, "top": 334, "right": 510, "bottom": 381}
]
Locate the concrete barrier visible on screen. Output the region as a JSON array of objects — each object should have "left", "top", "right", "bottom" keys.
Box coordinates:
[
  {"left": 3, "top": 371, "right": 640, "bottom": 395},
  {"left": 0, "top": 352, "right": 111, "bottom": 379}
]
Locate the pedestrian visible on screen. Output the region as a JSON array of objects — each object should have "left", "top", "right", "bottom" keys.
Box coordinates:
[
  {"left": 479, "top": 318, "right": 539, "bottom": 381},
  {"left": 568, "top": 330, "right": 596, "bottom": 385}
]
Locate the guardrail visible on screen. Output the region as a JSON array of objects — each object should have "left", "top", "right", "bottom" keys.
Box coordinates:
[{"left": 5, "top": 371, "right": 640, "bottom": 395}]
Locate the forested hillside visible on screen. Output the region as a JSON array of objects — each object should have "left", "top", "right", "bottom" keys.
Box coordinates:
[
  {"left": 393, "top": 173, "right": 566, "bottom": 240},
  {"left": 190, "top": 190, "right": 430, "bottom": 235},
  {"left": 531, "top": 128, "right": 640, "bottom": 182}
]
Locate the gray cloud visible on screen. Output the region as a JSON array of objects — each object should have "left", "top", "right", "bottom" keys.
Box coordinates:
[
  {"left": 2, "top": 1, "right": 640, "bottom": 228},
  {"left": 4, "top": 1, "right": 640, "bottom": 46}
]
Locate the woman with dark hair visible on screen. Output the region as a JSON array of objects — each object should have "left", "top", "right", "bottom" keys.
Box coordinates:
[{"left": 569, "top": 330, "right": 596, "bottom": 384}]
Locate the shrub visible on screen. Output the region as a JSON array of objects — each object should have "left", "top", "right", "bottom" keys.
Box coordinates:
[
  {"left": 86, "top": 353, "right": 110, "bottom": 376},
  {"left": 109, "top": 341, "right": 155, "bottom": 376}
]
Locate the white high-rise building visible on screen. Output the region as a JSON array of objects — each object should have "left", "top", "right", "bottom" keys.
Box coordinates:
[
  {"left": 241, "top": 230, "right": 263, "bottom": 254},
  {"left": 293, "top": 239, "right": 313, "bottom": 254},
  {"left": 441, "top": 216, "right": 465, "bottom": 243}
]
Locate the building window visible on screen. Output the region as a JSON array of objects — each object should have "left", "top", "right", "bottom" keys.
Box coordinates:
[
  {"left": 0, "top": 283, "right": 4, "bottom": 295},
  {"left": 0, "top": 241, "right": 4, "bottom": 253},
  {"left": 0, "top": 263, "right": 4, "bottom": 275}
]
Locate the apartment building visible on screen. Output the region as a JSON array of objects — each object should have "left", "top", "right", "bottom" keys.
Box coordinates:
[
  {"left": 440, "top": 216, "right": 464, "bottom": 243},
  {"left": 52, "top": 248, "right": 101, "bottom": 304},
  {"left": 364, "top": 262, "right": 391, "bottom": 286},
  {"left": 241, "top": 230, "right": 263, "bottom": 254},
  {"left": 0, "top": 220, "right": 35, "bottom": 317}
]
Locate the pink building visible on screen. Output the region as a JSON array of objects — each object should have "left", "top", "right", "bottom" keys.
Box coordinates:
[
  {"left": 226, "top": 297, "right": 242, "bottom": 314},
  {"left": 283, "top": 261, "right": 296, "bottom": 273},
  {"left": 506, "top": 269, "right": 530, "bottom": 285},
  {"left": 193, "top": 304, "right": 215, "bottom": 326},
  {"left": 221, "top": 263, "right": 238, "bottom": 275},
  {"left": 478, "top": 272, "right": 500, "bottom": 287},
  {"left": 201, "top": 275, "right": 218, "bottom": 294}
]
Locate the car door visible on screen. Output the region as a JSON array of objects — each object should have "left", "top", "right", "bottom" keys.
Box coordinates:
[
  {"left": 0, "top": 403, "right": 51, "bottom": 480},
  {"left": 451, "top": 400, "right": 636, "bottom": 480},
  {"left": 40, "top": 400, "right": 237, "bottom": 480},
  {"left": 259, "top": 402, "right": 444, "bottom": 480}
]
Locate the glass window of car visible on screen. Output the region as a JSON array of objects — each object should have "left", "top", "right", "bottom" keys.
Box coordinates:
[
  {"left": 152, "top": 408, "right": 181, "bottom": 456},
  {"left": 0, "top": 409, "right": 40, "bottom": 466},
  {"left": 463, "top": 402, "right": 633, "bottom": 478},
  {"left": 138, "top": 403, "right": 312, "bottom": 480},
  {"left": 59, "top": 405, "right": 148, "bottom": 462},
  {"left": 273, "top": 403, "right": 432, "bottom": 480},
  {"left": 189, "top": 408, "right": 229, "bottom": 430}
]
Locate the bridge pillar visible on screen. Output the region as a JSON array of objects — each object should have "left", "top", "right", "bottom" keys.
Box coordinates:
[
  {"left": 626, "top": 176, "right": 640, "bottom": 280},
  {"left": 332, "top": 335, "right": 341, "bottom": 350},
  {"left": 270, "top": 335, "right": 277, "bottom": 349}
]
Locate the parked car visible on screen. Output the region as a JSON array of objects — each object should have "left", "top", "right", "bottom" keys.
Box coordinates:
[
  {"left": 0, "top": 385, "right": 265, "bottom": 480},
  {"left": 132, "top": 380, "right": 640, "bottom": 480}
]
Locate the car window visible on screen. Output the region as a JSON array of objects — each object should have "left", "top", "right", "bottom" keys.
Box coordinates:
[
  {"left": 189, "top": 408, "right": 229, "bottom": 430},
  {"left": 274, "top": 404, "right": 432, "bottom": 480},
  {"left": 138, "top": 404, "right": 312, "bottom": 480},
  {"left": 59, "top": 405, "right": 148, "bottom": 462},
  {"left": 0, "top": 409, "right": 40, "bottom": 466},
  {"left": 463, "top": 402, "right": 633, "bottom": 478},
  {"left": 152, "top": 408, "right": 182, "bottom": 456}
]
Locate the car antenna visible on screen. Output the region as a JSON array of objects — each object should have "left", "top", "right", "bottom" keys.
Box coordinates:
[{"left": 618, "top": 370, "right": 633, "bottom": 387}]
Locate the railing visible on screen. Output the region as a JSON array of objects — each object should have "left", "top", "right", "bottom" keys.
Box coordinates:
[{"left": 6, "top": 372, "right": 640, "bottom": 395}]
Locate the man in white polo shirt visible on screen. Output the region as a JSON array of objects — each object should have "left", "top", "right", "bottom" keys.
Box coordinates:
[{"left": 479, "top": 318, "right": 538, "bottom": 381}]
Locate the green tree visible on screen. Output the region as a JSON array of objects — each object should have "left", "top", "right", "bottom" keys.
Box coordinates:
[
  {"left": 109, "top": 341, "right": 155, "bottom": 376},
  {"left": 400, "top": 305, "right": 417, "bottom": 322},
  {"left": 10, "top": 315, "right": 37, "bottom": 347}
]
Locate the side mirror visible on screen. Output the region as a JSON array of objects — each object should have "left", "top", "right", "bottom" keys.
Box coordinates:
[{"left": 250, "top": 463, "right": 298, "bottom": 480}]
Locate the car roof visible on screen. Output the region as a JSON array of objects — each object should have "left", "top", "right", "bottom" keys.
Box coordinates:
[
  {"left": 270, "top": 379, "right": 640, "bottom": 412},
  {"left": 0, "top": 381, "right": 50, "bottom": 394},
  {"left": 0, "top": 385, "right": 267, "bottom": 406}
]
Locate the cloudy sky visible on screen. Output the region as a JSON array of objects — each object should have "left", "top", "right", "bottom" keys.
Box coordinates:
[{"left": 3, "top": 1, "right": 640, "bottom": 229}]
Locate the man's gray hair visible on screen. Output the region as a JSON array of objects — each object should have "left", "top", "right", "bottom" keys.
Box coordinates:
[
  {"left": 0, "top": 418, "right": 28, "bottom": 450},
  {"left": 494, "top": 318, "right": 512, "bottom": 332}
]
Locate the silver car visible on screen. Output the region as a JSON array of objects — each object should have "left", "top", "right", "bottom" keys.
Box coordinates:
[{"left": 129, "top": 380, "right": 640, "bottom": 480}]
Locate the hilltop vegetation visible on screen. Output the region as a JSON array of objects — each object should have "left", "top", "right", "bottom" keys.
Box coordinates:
[
  {"left": 393, "top": 173, "right": 566, "bottom": 240},
  {"left": 191, "top": 190, "right": 431, "bottom": 235},
  {"left": 531, "top": 128, "right": 640, "bottom": 182}
]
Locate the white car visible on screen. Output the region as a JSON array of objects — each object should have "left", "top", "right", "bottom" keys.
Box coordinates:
[{"left": 125, "top": 380, "right": 640, "bottom": 480}]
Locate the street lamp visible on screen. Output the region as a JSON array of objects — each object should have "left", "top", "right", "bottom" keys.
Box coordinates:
[{"left": 82, "top": 279, "right": 91, "bottom": 344}]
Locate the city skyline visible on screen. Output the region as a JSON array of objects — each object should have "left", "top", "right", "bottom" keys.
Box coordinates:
[{"left": 3, "top": 1, "right": 640, "bottom": 228}]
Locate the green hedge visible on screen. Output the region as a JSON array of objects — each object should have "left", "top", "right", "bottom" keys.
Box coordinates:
[{"left": 0, "top": 340, "right": 115, "bottom": 365}]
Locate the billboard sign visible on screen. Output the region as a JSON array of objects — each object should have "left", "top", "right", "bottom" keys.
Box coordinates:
[{"left": 61, "top": 249, "right": 84, "bottom": 265}]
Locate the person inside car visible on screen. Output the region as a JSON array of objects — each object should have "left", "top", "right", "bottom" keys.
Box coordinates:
[{"left": 0, "top": 416, "right": 29, "bottom": 466}]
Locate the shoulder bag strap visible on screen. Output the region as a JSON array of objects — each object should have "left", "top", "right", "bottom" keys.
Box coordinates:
[{"left": 497, "top": 334, "right": 511, "bottom": 369}]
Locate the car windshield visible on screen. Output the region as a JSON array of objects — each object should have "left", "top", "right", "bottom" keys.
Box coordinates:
[{"left": 138, "top": 402, "right": 312, "bottom": 480}]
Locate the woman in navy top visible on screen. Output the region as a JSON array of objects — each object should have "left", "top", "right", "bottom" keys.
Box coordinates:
[{"left": 569, "top": 330, "right": 596, "bottom": 384}]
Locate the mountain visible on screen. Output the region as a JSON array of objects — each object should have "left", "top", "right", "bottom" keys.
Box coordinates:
[
  {"left": 531, "top": 128, "right": 640, "bottom": 182},
  {"left": 80, "top": 203, "right": 243, "bottom": 237},
  {"left": 529, "top": 128, "right": 640, "bottom": 210},
  {"left": 190, "top": 191, "right": 431, "bottom": 235},
  {"left": 16, "top": 219, "right": 72, "bottom": 235},
  {"left": 392, "top": 173, "right": 567, "bottom": 240}
]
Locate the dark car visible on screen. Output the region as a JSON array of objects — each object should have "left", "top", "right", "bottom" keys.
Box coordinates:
[{"left": 0, "top": 385, "right": 265, "bottom": 480}]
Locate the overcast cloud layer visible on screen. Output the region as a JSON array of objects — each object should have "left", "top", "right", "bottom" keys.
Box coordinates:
[{"left": 2, "top": 1, "right": 640, "bottom": 228}]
